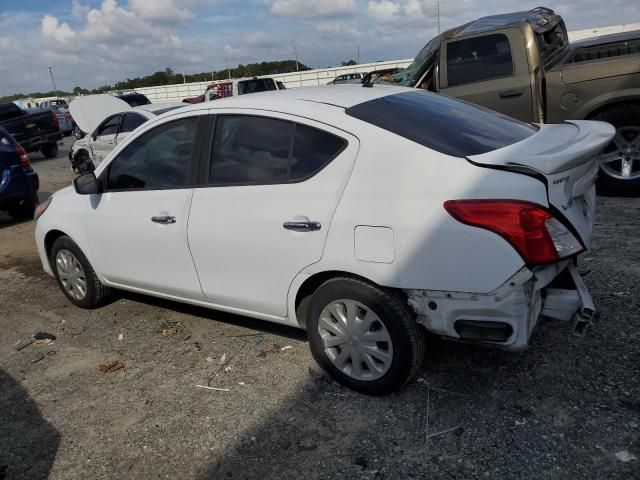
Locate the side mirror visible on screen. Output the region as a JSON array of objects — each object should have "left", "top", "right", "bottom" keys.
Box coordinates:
[{"left": 73, "top": 172, "right": 101, "bottom": 195}]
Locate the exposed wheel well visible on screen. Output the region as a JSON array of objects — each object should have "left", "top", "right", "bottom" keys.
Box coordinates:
[
  {"left": 294, "top": 270, "right": 410, "bottom": 328},
  {"left": 585, "top": 100, "right": 640, "bottom": 120},
  {"left": 44, "top": 229, "right": 68, "bottom": 260}
]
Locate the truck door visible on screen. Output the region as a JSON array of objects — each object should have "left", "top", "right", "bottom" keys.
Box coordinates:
[{"left": 438, "top": 29, "right": 535, "bottom": 122}]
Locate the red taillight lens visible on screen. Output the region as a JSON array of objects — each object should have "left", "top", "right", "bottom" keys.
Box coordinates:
[
  {"left": 16, "top": 145, "right": 31, "bottom": 168},
  {"left": 444, "top": 199, "right": 566, "bottom": 264},
  {"left": 65, "top": 114, "right": 72, "bottom": 121},
  {"left": 51, "top": 111, "right": 60, "bottom": 128}
]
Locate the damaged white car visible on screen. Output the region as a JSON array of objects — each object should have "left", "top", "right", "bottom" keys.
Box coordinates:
[
  {"left": 35, "top": 86, "right": 613, "bottom": 394},
  {"left": 69, "top": 94, "right": 185, "bottom": 172}
]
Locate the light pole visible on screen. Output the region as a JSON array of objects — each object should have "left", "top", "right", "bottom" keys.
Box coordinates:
[
  {"left": 434, "top": 1, "right": 441, "bottom": 34},
  {"left": 291, "top": 40, "right": 299, "bottom": 71},
  {"left": 48, "top": 66, "right": 58, "bottom": 94}
]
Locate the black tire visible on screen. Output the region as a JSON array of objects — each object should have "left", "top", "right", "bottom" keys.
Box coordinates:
[
  {"left": 306, "top": 277, "right": 425, "bottom": 395},
  {"left": 75, "top": 150, "right": 95, "bottom": 174},
  {"left": 7, "top": 200, "right": 35, "bottom": 221},
  {"left": 50, "top": 236, "right": 112, "bottom": 308},
  {"left": 591, "top": 104, "right": 640, "bottom": 197},
  {"left": 41, "top": 143, "right": 59, "bottom": 159}
]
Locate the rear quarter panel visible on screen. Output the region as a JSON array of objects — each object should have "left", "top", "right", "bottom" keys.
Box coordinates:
[{"left": 306, "top": 128, "right": 549, "bottom": 293}]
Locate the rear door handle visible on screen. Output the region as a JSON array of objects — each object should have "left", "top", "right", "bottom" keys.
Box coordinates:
[
  {"left": 499, "top": 89, "right": 524, "bottom": 98},
  {"left": 151, "top": 215, "right": 176, "bottom": 224},
  {"left": 283, "top": 221, "right": 321, "bottom": 232}
]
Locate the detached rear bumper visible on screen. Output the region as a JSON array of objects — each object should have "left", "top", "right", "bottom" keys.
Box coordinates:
[{"left": 405, "top": 262, "right": 594, "bottom": 351}]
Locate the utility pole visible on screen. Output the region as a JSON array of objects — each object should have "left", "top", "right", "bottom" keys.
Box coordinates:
[
  {"left": 291, "top": 40, "right": 299, "bottom": 71},
  {"left": 48, "top": 66, "right": 58, "bottom": 94},
  {"left": 182, "top": 71, "right": 186, "bottom": 83},
  {"left": 434, "top": 0, "right": 441, "bottom": 34},
  {"left": 357, "top": 44, "right": 360, "bottom": 64},
  {"left": 225, "top": 55, "right": 231, "bottom": 80}
]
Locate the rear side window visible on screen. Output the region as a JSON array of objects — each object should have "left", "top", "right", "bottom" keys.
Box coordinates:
[
  {"left": 446, "top": 34, "right": 513, "bottom": 86},
  {"left": 119, "top": 113, "right": 147, "bottom": 133},
  {"left": 209, "top": 115, "right": 346, "bottom": 185},
  {"left": 107, "top": 117, "right": 198, "bottom": 190},
  {"left": 345, "top": 91, "right": 536, "bottom": 157},
  {"left": 237, "top": 79, "right": 276, "bottom": 95}
]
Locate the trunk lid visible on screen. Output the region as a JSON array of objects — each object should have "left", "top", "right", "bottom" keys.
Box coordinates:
[
  {"left": 69, "top": 94, "right": 130, "bottom": 134},
  {"left": 468, "top": 120, "right": 615, "bottom": 247}
]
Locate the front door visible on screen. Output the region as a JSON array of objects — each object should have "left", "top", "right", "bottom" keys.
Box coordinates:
[
  {"left": 438, "top": 28, "right": 535, "bottom": 122},
  {"left": 85, "top": 115, "right": 204, "bottom": 299},
  {"left": 187, "top": 112, "right": 358, "bottom": 318},
  {"left": 91, "top": 114, "right": 121, "bottom": 164}
]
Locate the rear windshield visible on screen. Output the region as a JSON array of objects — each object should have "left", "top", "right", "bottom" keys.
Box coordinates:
[
  {"left": 345, "top": 91, "right": 537, "bottom": 157},
  {"left": 238, "top": 79, "right": 276, "bottom": 95}
]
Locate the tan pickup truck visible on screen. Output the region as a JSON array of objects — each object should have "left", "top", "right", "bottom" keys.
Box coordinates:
[{"left": 379, "top": 7, "right": 640, "bottom": 196}]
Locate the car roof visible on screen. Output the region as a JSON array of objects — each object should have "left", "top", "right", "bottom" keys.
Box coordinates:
[
  {"left": 177, "top": 85, "right": 408, "bottom": 115},
  {"left": 443, "top": 6, "right": 562, "bottom": 38},
  {"left": 134, "top": 102, "right": 186, "bottom": 115}
]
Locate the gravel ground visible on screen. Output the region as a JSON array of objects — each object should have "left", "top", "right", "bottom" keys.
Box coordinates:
[{"left": 0, "top": 137, "right": 638, "bottom": 479}]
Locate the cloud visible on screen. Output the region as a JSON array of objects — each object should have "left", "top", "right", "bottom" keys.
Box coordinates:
[
  {"left": 42, "top": 15, "right": 76, "bottom": 43},
  {"left": 0, "top": 37, "right": 12, "bottom": 48},
  {"left": 269, "top": 0, "right": 356, "bottom": 18},
  {"left": 367, "top": 1, "right": 401, "bottom": 22},
  {"left": 129, "top": 0, "right": 197, "bottom": 24}
]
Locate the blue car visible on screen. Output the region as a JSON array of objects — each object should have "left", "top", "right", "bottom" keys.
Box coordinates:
[{"left": 0, "top": 126, "right": 39, "bottom": 220}]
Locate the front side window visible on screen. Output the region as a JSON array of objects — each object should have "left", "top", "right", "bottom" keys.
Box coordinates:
[
  {"left": 107, "top": 117, "right": 198, "bottom": 190},
  {"left": 119, "top": 113, "right": 147, "bottom": 133},
  {"left": 97, "top": 115, "right": 120, "bottom": 137},
  {"left": 209, "top": 115, "right": 346, "bottom": 185},
  {"left": 446, "top": 34, "right": 513, "bottom": 86}
]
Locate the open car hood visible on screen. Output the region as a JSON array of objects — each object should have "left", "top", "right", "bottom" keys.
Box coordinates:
[{"left": 69, "top": 95, "right": 130, "bottom": 134}]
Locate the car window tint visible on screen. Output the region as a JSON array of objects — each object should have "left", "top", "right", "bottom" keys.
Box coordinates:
[
  {"left": 345, "top": 91, "right": 536, "bottom": 157},
  {"left": 447, "top": 34, "right": 513, "bottom": 86},
  {"left": 98, "top": 115, "right": 120, "bottom": 136},
  {"left": 237, "top": 79, "right": 275, "bottom": 95},
  {"left": 107, "top": 117, "right": 198, "bottom": 190},
  {"left": 119, "top": 113, "right": 147, "bottom": 133},
  {"left": 209, "top": 115, "right": 294, "bottom": 184},
  {"left": 291, "top": 125, "right": 346, "bottom": 179}
]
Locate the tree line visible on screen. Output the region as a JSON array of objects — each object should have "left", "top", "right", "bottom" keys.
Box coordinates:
[{"left": 0, "top": 59, "right": 308, "bottom": 104}]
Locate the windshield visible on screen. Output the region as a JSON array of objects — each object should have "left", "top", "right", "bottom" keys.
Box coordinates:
[{"left": 378, "top": 35, "right": 441, "bottom": 87}]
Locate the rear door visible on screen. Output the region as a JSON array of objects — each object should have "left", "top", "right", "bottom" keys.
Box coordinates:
[
  {"left": 439, "top": 29, "right": 535, "bottom": 122},
  {"left": 187, "top": 112, "right": 358, "bottom": 318}
]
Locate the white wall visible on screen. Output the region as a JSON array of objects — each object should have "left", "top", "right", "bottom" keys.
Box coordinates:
[{"left": 568, "top": 23, "right": 640, "bottom": 41}]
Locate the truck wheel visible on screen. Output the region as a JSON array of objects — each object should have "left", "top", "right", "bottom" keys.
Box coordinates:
[
  {"left": 41, "top": 143, "right": 59, "bottom": 159},
  {"left": 306, "top": 277, "right": 425, "bottom": 395},
  {"left": 592, "top": 104, "right": 640, "bottom": 197},
  {"left": 7, "top": 200, "right": 35, "bottom": 221},
  {"left": 50, "top": 236, "right": 112, "bottom": 308}
]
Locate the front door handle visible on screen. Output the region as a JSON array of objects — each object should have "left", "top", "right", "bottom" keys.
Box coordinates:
[
  {"left": 499, "top": 89, "right": 524, "bottom": 98},
  {"left": 283, "top": 221, "right": 321, "bottom": 232},
  {"left": 151, "top": 215, "right": 176, "bottom": 224}
]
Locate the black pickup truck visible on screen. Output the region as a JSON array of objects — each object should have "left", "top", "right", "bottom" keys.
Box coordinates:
[{"left": 0, "top": 103, "right": 62, "bottom": 158}]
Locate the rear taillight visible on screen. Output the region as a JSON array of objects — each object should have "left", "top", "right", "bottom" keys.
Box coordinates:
[
  {"left": 444, "top": 200, "right": 584, "bottom": 264},
  {"left": 64, "top": 114, "right": 72, "bottom": 121},
  {"left": 51, "top": 111, "right": 60, "bottom": 128},
  {"left": 16, "top": 146, "right": 31, "bottom": 169}
]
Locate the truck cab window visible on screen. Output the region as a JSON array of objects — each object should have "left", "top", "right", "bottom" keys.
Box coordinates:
[{"left": 447, "top": 34, "right": 513, "bottom": 86}]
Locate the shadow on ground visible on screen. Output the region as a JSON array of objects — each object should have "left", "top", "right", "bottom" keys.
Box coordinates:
[{"left": 0, "top": 369, "right": 60, "bottom": 480}]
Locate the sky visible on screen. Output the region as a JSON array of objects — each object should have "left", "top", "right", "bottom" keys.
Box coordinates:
[{"left": 0, "top": 0, "right": 638, "bottom": 96}]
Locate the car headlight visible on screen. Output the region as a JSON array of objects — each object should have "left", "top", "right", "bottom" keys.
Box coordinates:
[{"left": 34, "top": 196, "right": 53, "bottom": 221}]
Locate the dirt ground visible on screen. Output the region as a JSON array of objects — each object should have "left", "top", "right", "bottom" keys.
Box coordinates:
[{"left": 1, "top": 137, "right": 638, "bottom": 480}]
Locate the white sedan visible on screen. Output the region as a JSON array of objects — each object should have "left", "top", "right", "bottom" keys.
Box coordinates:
[
  {"left": 69, "top": 94, "right": 185, "bottom": 172},
  {"left": 35, "top": 85, "right": 613, "bottom": 394}
]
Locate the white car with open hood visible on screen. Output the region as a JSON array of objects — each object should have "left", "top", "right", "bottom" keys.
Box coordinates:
[
  {"left": 69, "top": 94, "right": 185, "bottom": 172},
  {"left": 35, "top": 86, "right": 613, "bottom": 394}
]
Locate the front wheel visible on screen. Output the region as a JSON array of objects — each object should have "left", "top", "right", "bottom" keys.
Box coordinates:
[
  {"left": 50, "top": 236, "right": 112, "bottom": 308},
  {"left": 592, "top": 104, "right": 640, "bottom": 197},
  {"left": 41, "top": 142, "right": 59, "bottom": 159},
  {"left": 306, "top": 277, "right": 425, "bottom": 395}
]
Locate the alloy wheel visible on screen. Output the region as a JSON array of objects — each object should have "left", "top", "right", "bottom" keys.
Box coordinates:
[
  {"left": 55, "top": 249, "right": 88, "bottom": 300},
  {"left": 599, "top": 126, "right": 640, "bottom": 180}
]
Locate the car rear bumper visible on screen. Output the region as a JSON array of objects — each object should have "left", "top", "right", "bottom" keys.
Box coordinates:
[
  {"left": 20, "top": 132, "right": 63, "bottom": 153},
  {"left": 405, "top": 261, "right": 594, "bottom": 351}
]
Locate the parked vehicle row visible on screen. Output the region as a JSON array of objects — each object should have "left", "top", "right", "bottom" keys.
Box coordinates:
[
  {"left": 35, "top": 85, "right": 611, "bottom": 394},
  {"left": 183, "top": 76, "right": 284, "bottom": 104},
  {"left": 377, "top": 6, "right": 640, "bottom": 196}
]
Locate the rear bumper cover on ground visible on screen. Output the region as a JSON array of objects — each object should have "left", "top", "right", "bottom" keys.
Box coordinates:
[{"left": 405, "top": 261, "right": 594, "bottom": 351}]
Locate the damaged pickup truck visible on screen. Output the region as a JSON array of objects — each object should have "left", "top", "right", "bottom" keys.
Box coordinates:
[{"left": 378, "top": 7, "right": 640, "bottom": 196}]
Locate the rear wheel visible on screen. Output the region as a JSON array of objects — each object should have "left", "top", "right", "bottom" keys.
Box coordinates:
[
  {"left": 7, "top": 200, "right": 35, "bottom": 221},
  {"left": 41, "top": 142, "right": 59, "bottom": 159},
  {"left": 592, "top": 104, "right": 640, "bottom": 196},
  {"left": 306, "top": 277, "right": 425, "bottom": 395},
  {"left": 50, "top": 236, "right": 112, "bottom": 308}
]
